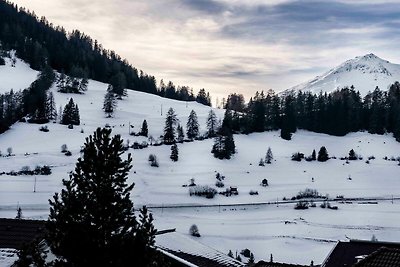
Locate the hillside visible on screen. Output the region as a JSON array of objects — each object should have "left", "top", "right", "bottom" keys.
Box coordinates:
[
  {"left": 0, "top": 52, "right": 38, "bottom": 93},
  {"left": 0, "top": 58, "right": 400, "bottom": 265},
  {"left": 288, "top": 53, "right": 400, "bottom": 95}
]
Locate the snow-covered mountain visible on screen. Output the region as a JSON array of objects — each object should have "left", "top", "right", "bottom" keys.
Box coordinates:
[{"left": 288, "top": 53, "right": 400, "bottom": 95}]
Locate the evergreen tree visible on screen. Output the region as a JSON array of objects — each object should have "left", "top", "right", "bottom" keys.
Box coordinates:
[
  {"left": 317, "top": 146, "right": 329, "bottom": 162},
  {"left": 311, "top": 149, "right": 316, "bottom": 161},
  {"left": 211, "top": 133, "right": 236, "bottom": 160},
  {"left": 265, "top": 147, "right": 273, "bottom": 164},
  {"left": 45, "top": 91, "right": 57, "bottom": 121},
  {"left": 163, "top": 108, "right": 178, "bottom": 144},
  {"left": 61, "top": 98, "right": 80, "bottom": 125},
  {"left": 103, "top": 85, "right": 117, "bottom": 117},
  {"left": 186, "top": 110, "right": 199, "bottom": 139},
  {"left": 349, "top": 149, "right": 357, "bottom": 160},
  {"left": 228, "top": 250, "right": 234, "bottom": 258},
  {"left": 78, "top": 78, "right": 89, "bottom": 92},
  {"left": 206, "top": 109, "right": 218, "bottom": 138},
  {"left": 140, "top": 120, "right": 148, "bottom": 137},
  {"left": 46, "top": 128, "right": 161, "bottom": 266},
  {"left": 177, "top": 124, "right": 185, "bottom": 143},
  {"left": 16, "top": 207, "right": 22, "bottom": 219},
  {"left": 248, "top": 253, "right": 255, "bottom": 264},
  {"left": 170, "top": 144, "right": 179, "bottom": 162}
]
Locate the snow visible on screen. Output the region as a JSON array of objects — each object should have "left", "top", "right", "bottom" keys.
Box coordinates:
[
  {"left": 0, "top": 52, "right": 39, "bottom": 93},
  {"left": 0, "top": 249, "right": 18, "bottom": 267},
  {"left": 288, "top": 53, "right": 400, "bottom": 96},
  {"left": 1, "top": 55, "right": 400, "bottom": 266},
  {"left": 156, "top": 231, "right": 244, "bottom": 266}
]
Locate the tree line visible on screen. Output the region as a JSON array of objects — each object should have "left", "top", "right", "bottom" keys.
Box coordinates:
[
  {"left": 222, "top": 84, "right": 400, "bottom": 142},
  {"left": 0, "top": 1, "right": 211, "bottom": 105}
]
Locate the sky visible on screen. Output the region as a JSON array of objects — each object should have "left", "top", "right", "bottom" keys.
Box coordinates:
[{"left": 10, "top": 0, "right": 400, "bottom": 102}]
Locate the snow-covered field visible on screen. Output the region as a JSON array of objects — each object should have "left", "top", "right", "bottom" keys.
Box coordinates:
[{"left": 1, "top": 59, "right": 400, "bottom": 265}]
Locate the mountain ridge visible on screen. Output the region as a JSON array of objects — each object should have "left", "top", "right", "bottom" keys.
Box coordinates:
[{"left": 287, "top": 53, "right": 400, "bottom": 95}]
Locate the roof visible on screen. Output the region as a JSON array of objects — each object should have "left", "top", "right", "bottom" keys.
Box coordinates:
[
  {"left": 0, "top": 218, "right": 46, "bottom": 249},
  {"left": 353, "top": 247, "right": 400, "bottom": 267},
  {"left": 254, "top": 261, "right": 309, "bottom": 267},
  {"left": 155, "top": 231, "right": 245, "bottom": 267},
  {"left": 322, "top": 240, "right": 400, "bottom": 267}
]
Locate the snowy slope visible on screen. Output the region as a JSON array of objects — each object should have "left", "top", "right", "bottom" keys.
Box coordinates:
[
  {"left": 0, "top": 52, "right": 39, "bottom": 93},
  {"left": 1, "top": 56, "right": 400, "bottom": 266},
  {"left": 288, "top": 54, "right": 400, "bottom": 95}
]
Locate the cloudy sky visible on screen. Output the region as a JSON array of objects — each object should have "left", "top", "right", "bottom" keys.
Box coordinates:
[{"left": 10, "top": 0, "right": 400, "bottom": 101}]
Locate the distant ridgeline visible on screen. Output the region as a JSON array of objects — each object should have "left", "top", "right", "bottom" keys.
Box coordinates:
[
  {"left": 222, "top": 85, "right": 400, "bottom": 142},
  {"left": 0, "top": 1, "right": 211, "bottom": 104}
]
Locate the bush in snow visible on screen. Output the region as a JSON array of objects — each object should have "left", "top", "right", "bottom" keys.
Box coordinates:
[
  {"left": 189, "top": 185, "right": 217, "bottom": 199},
  {"left": 295, "top": 188, "right": 322, "bottom": 199},
  {"left": 39, "top": 125, "right": 49, "bottom": 132},
  {"left": 261, "top": 179, "right": 269, "bottom": 187},
  {"left": 294, "top": 200, "right": 309, "bottom": 210},
  {"left": 189, "top": 224, "right": 200, "bottom": 237},
  {"left": 148, "top": 154, "right": 159, "bottom": 167},
  {"left": 291, "top": 152, "right": 303, "bottom": 161},
  {"left": 215, "top": 181, "right": 224, "bottom": 188},
  {"left": 7, "top": 147, "right": 13, "bottom": 156},
  {"left": 240, "top": 248, "right": 251, "bottom": 258},
  {"left": 258, "top": 158, "right": 265, "bottom": 166},
  {"left": 64, "top": 151, "right": 72, "bottom": 156},
  {"left": 249, "top": 190, "right": 258, "bottom": 195},
  {"left": 61, "top": 144, "right": 68, "bottom": 153}
]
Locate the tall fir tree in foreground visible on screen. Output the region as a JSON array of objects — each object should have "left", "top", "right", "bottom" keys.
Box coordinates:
[
  {"left": 46, "top": 128, "right": 164, "bottom": 266},
  {"left": 103, "top": 85, "right": 117, "bottom": 117},
  {"left": 163, "top": 108, "right": 178, "bottom": 144},
  {"left": 186, "top": 110, "right": 199, "bottom": 139}
]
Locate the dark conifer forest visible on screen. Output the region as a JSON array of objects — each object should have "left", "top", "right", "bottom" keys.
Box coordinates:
[
  {"left": 0, "top": 1, "right": 212, "bottom": 99},
  {"left": 222, "top": 84, "right": 400, "bottom": 142}
]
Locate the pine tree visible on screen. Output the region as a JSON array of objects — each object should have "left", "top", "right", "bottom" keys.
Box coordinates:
[
  {"left": 170, "top": 144, "right": 178, "bottom": 162},
  {"left": 317, "top": 146, "right": 329, "bottom": 162},
  {"left": 228, "top": 250, "right": 234, "bottom": 258},
  {"left": 45, "top": 91, "right": 57, "bottom": 121},
  {"left": 61, "top": 98, "right": 80, "bottom": 125},
  {"left": 248, "top": 253, "right": 255, "bottom": 264},
  {"left": 103, "top": 85, "right": 117, "bottom": 117},
  {"left": 186, "top": 110, "right": 199, "bottom": 139},
  {"left": 177, "top": 124, "right": 185, "bottom": 143},
  {"left": 163, "top": 108, "right": 178, "bottom": 144},
  {"left": 46, "top": 128, "right": 160, "bottom": 266},
  {"left": 265, "top": 147, "right": 273, "bottom": 164},
  {"left": 206, "top": 109, "right": 218, "bottom": 138},
  {"left": 140, "top": 120, "right": 148, "bottom": 137},
  {"left": 16, "top": 207, "right": 22, "bottom": 219},
  {"left": 78, "top": 78, "right": 89, "bottom": 92},
  {"left": 311, "top": 149, "right": 316, "bottom": 161}
]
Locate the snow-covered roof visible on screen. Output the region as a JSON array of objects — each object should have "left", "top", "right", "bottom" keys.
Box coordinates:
[
  {"left": 155, "top": 231, "right": 245, "bottom": 267},
  {"left": 0, "top": 248, "right": 18, "bottom": 267}
]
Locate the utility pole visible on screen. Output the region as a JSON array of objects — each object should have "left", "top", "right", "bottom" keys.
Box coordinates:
[
  {"left": 161, "top": 104, "right": 163, "bottom": 116},
  {"left": 33, "top": 176, "right": 37, "bottom": 193}
]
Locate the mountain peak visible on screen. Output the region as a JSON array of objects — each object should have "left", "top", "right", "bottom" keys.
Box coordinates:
[{"left": 288, "top": 54, "right": 400, "bottom": 95}]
